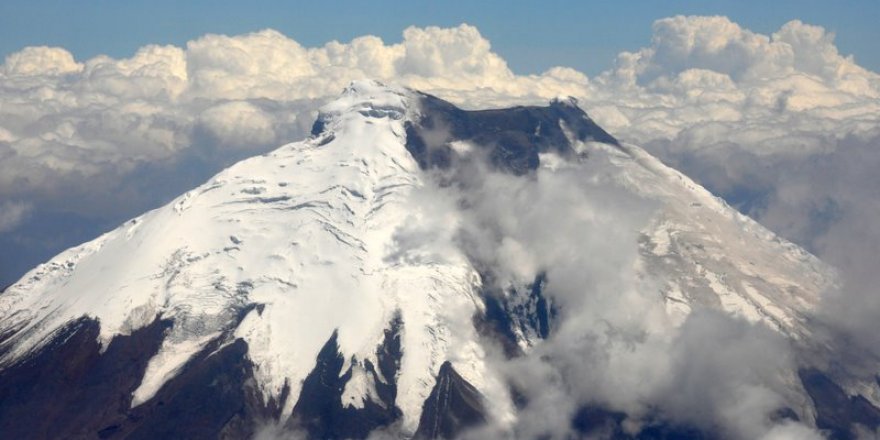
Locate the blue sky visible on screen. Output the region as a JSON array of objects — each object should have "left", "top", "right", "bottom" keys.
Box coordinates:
[{"left": 1, "top": 0, "right": 878, "bottom": 76}]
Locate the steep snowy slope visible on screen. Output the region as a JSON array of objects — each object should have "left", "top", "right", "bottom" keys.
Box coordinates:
[
  {"left": 0, "top": 80, "right": 872, "bottom": 438},
  {"left": 0, "top": 81, "right": 499, "bottom": 434},
  {"left": 619, "top": 141, "right": 831, "bottom": 340}
]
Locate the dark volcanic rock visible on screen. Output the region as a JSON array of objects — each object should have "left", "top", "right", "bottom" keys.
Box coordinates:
[
  {"left": 0, "top": 317, "right": 169, "bottom": 439},
  {"left": 0, "top": 297, "right": 486, "bottom": 440},
  {"left": 415, "top": 361, "right": 487, "bottom": 439},
  {"left": 375, "top": 312, "right": 404, "bottom": 411},
  {"left": 474, "top": 272, "right": 555, "bottom": 358},
  {"left": 572, "top": 406, "right": 629, "bottom": 438},
  {"left": 800, "top": 368, "right": 880, "bottom": 440},
  {"left": 288, "top": 322, "right": 403, "bottom": 439},
  {"left": 124, "top": 338, "right": 263, "bottom": 440},
  {"left": 405, "top": 93, "right": 619, "bottom": 174},
  {"left": 473, "top": 288, "right": 523, "bottom": 358},
  {"left": 0, "top": 308, "right": 276, "bottom": 439},
  {"left": 571, "top": 405, "right": 710, "bottom": 439}
]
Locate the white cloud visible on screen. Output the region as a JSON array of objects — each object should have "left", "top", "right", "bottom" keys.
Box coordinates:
[
  {"left": 0, "top": 24, "right": 596, "bottom": 202},
  {"left": 436, "top": 152, "right": 819, "bottom": 438},
  {"left": 584, "top": 16, "right": 880, "bottom": 156},
  {"left": 3, "top": 46, "right": 82, "bottom": 76},
  {"left": 197, "top": 101, "right": 277, "bottom": 148},
  {"left": 0, "top": 201, "right": 32, "bottom": 233},
  {"left": 584, "top": 18, "right": 880, "bottom": 372},
  {"left": 1, "top": 18, "right": 876, "bottom": 196}
]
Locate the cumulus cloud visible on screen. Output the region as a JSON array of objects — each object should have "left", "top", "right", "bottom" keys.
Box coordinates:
[
  {"left": 0, "top": 201, "right": 32, "bottom": 233},
  {"left": 584, "top": 17, "right": 880, "bottom": 371},
  {"left": 0, "top": 23, "right": 588, "bottom": 203},
  {"left": 3, "top": 46, "right": 82, "bottom": 76},
  {"left": 2, "top": 18, "right": 876, "bottom": 212},
  {"left": 0, "top": 23, "right": 594, "bottom": 285},
  {"left": 587, "top": 16, "right": 879, "bottom": 149}
]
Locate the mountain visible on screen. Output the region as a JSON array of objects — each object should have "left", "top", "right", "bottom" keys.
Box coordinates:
[{"left": 0, "top": 80, "right": 877, "bottom": 439}]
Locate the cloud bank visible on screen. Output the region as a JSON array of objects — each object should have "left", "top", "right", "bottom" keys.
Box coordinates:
[
  {"left": 2, "top": 18, "right": 876, "bottom": 236},
  {"left": 590, "top": 17, "right": 880, "bottom": 363}
]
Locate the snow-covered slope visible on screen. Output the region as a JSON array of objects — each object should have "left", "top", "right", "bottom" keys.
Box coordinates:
[
  {"left": 617, "top": 141, "right": 831, "bottom": 339},
  {"left": 0, "top": 80, "right": 862, "bottom": 438},
  {"left": 0, "top": 81, "right": 500, "bottom": 433}
]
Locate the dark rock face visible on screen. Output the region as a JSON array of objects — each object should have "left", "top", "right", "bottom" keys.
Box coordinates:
[
  {"left": 800, "top": 369, "right": 880, "bottom": 440},
  {"left": 513, "top": 273, "right": 554, "bottom": 340},
  {"left": 474, "top": 289, "right": 524, "bottom": 358},
  {"left": 0, "top": 307, "right": 715, "bottom": 440},
  {"left": 572, "top": 407, "right": 711, "bottom": 440},
  {"left": 474, "top": 272, "right": 555, "bottom": 358},
  {"left": 0, "top": 314, "right": 407, "bottom": 440},
  {"left": 405, "top": 93, "right": 619, "bottom": 174},
  {"left": 502, "top": 399, "right": 708, "bottom": 439},
  {"left": 414, "top": 362, "right": 487, "bottom": 439},
  {"left": 287, "top": 316, "right": 404, "bottom": 439},
  {"left": 0, "top": 311, "right": 275, "bottom": 439},
  {"left": 634, "top": 423, "right": 711, "bottom": 440},
  {"left": 0, "top": 309, "right": 418, "bottom": 440},
  {"left": 124, "top": 338, "right": 265, "bottom": 440},
  {"left": 375, "top": 313, "right": 405, "bottom": 412},
  {"left": 0, "top": 317, "right": 169, "bottom": 439}
]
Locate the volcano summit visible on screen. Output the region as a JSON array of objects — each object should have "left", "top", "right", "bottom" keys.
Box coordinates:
[{"left": 0, "top": 81, "right": 876, "bottom": 439}]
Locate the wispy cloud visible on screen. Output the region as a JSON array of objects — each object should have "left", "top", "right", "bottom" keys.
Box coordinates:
[{"left": 0, "top": 201, "right": 31, "bottom": 233}]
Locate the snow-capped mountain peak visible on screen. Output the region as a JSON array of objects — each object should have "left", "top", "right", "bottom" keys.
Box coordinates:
[
  {"left": 0, "top": 81, "right": 872, "bottom": 439},
  {"left": 0, "top": 80, "right": 495, "bottom": 432}
]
